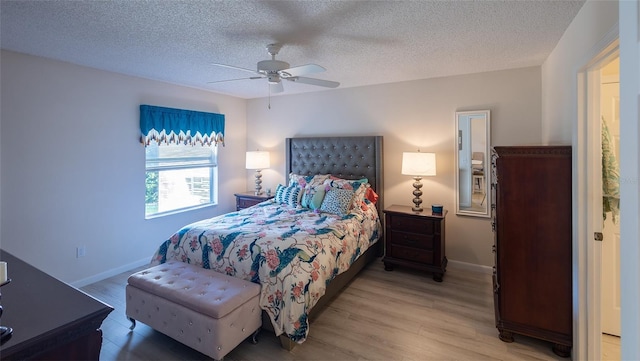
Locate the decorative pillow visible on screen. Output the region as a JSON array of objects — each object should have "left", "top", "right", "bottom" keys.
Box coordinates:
[
  {"left": 365, "top": 187, "right": 379, "bottom": 204},
  {"left": 288, "top": 173, "right": 313, "bottom": 187},
  {"left": 323, "top": 177, "right": 368, "bottom": 209},
  {"left": 323, "top": 178, "right": 366, "bottom": 192},
  {"left": 288, "top": 173, "right": 330, "bottom": 188},
  {"left": 329, "top": 175, "right": 368, "bottom": 184},
  {"left": 275, "top": 184, "right": 301, "bottom": 208},
  {"left": 301, "top": 184, "right": 327, "bottom": 210},
  {"left": 320, "top": 188, "right": 355, "bottom": 215},
  {"left": 352, "top": 183, "right": 369, "bottom": 206}
]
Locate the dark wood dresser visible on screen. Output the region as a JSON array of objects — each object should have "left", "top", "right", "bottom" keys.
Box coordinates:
[
  {"left": 0, "top": 251, "right": 113, "bottom": 360},
  {"left": 382, "top": 205, "right": 447, "bottom": 282},
  {"left": 492, "top": 146, "right": 572, "bottom": 357}
]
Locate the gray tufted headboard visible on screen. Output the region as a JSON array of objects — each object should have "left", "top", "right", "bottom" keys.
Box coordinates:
[{"left": 285, "top": 136, "right": 384, "bottom": 217}]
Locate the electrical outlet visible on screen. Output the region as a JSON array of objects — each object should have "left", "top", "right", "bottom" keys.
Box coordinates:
[{"left": 76, "top": 246, "right": 86, "bottom": 258}]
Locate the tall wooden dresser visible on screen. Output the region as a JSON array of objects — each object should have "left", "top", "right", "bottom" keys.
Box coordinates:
[{"left": 492, "top": 146, "right": 572, "bottom": 357}]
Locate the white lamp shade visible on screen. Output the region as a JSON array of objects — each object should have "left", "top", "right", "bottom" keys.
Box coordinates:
[
  {"left": 401, "top": 152, "right": 436, "bottom": 176},
  {"left": 246, "top": 151, "right": 270, "bottom": 170}
]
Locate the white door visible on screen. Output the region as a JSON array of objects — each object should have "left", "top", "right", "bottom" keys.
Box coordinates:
[{"left": 600, "top": 62, "right": 621, "bottom": 336}]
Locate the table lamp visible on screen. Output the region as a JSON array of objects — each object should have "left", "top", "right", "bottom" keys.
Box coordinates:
[
  {"left": 401, "top": 151, "right": 436, "bottom": 212},
  {"left": 246, "top": 151, "right": 270, "bottom": 195}
]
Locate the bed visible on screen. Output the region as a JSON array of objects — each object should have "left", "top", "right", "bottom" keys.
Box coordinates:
[{"left": 150, "top": 136, "right": 384, "bottom": 349}]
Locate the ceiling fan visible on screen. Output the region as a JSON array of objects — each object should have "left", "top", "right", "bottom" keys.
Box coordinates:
[{"left": 209, "top": 44, "right": 340, "bottom": 94}]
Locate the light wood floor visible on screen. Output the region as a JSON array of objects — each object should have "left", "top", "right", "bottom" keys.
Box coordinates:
[{"left": 82, "top": 261, "right": 589, "bottom": 361}]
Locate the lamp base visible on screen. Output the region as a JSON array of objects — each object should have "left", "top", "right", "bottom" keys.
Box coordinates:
[
  {"left": 254, "top": 170, "right": 263, "bottom": 195},
  {"left": 0, "top": 279, "right": 11, "bottom": 345},
  {"left": 0, "top": 325, "right": 12, "bottom": 344},
  {"left": 411, "top": 176, "right": 424, "bottom": 212}
]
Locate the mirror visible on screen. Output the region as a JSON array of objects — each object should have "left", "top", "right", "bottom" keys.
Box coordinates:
[{"left": 455, "top": 110, "right": 491, "bottom": 217}]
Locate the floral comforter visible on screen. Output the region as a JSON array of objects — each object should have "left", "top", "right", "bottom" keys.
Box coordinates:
[{"left": 150, "top": 199, "right": 381, "bottom": 343}]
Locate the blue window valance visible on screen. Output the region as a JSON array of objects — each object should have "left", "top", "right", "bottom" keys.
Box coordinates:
[{"left": 140, "top": 104, "right": 225, "bottom": 146}]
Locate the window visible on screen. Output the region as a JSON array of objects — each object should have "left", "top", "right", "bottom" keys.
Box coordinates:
[
  {"left": 145, "top": 142, "right": 217, "bottom": 217},
  {"left": 139, "top": 104, "right": 225, "bottom": 218}
]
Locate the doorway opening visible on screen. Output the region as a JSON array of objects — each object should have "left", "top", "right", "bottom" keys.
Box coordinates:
[{"left": 599, "top": 56, "right": 621, "bottom": 360}]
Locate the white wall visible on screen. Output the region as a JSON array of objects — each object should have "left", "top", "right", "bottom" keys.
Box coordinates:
[
  {"left": 542, "top": 0, "right": 640, "bottom": 360},
  {"left": 246, "top": 67, "right": 542, "bottom": 268},
  {"left": 0, "top": 50, "right": 248, "bottom": 285},
  {"left": 541, "top": 0, "right": 618, "bottom": 144},
  {"left": 618, "top": 1, "right": 640, "bottom": 359},
  {"left": 0, "top": 52, "right": 544, "bottom": 283}
]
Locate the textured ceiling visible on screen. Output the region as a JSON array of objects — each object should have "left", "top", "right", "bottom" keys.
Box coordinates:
[{"left": 0, "top": 0, "right": 585, "bottom": 99}]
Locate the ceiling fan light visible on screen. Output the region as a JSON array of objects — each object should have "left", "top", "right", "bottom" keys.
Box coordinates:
[{"left": 267, "top": 75, "right": 280, "bottom": 84}]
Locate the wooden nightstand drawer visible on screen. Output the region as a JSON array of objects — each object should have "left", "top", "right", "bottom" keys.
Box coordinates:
[
  {"left": 390, "top": 245, "right": 434, "bottom": 264},
  {"left": 388, "top": 215, "right": 435, "bottom": 234},
  {"left": 237, "top": 197, "right": 262, "bottom": 209},
  {"left": 389, "top": 230, "right": 434, "bottom": 250},
  {"left": 383, "top": 205, "right": 447, "bottom": 282},
  {"left": 234, "top": 192, "right": 274, "bottom": 211}
]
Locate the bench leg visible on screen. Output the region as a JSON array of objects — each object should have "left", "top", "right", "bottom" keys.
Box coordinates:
[
  {"left": 251, "top": 328, "right": 260, "bottom": 344},
  {"left": 128, "top": 317, "right": 136, "bottom": 330}
]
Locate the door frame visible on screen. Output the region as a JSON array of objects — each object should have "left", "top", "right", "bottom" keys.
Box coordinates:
[{"left": 575, "top": 25, "right": 618, "bottom": 360}]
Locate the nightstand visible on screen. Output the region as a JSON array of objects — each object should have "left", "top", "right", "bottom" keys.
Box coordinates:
[
  {"left": 382, "top": 205, "right": 448, "bottom": 282},
  {"left": 234, "top": 192, "right": 274, "bottom": 211}
]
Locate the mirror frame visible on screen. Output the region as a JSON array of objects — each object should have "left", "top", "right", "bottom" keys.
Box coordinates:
[{"left": 454, "top": 110, "right": 491, "bottom": 218}]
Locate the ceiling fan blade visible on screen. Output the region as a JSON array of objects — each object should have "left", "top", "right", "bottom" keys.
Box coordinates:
[
  {"left": 211, "top": 63, "right": 259, "bottom": 74},
  {"left": 287, "top": 76, "right": 340, "bottom": 88},
  {"left": 278, "top": 64, "right": 325, "bottom": 78},
  {"left": 270, "top": 82, "right": 284, "bottom": 93},
  {"left": 207, "top": 76, "right": 264, "bottom": 84}
]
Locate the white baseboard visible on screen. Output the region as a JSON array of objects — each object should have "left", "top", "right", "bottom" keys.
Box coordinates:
[
  {"left": 447, "top": 259, "right": 493, "bottom": 274},
  {"left": 71, "top": 258, "right": 492, "bottom": 288},
  {"left": 71, "top": 257, "right": 151, "bottom": 288}
]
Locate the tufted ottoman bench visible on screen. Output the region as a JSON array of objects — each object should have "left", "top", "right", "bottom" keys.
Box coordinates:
[{"left": 125, "top": 261, "right": 261, "bottom": 361}]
